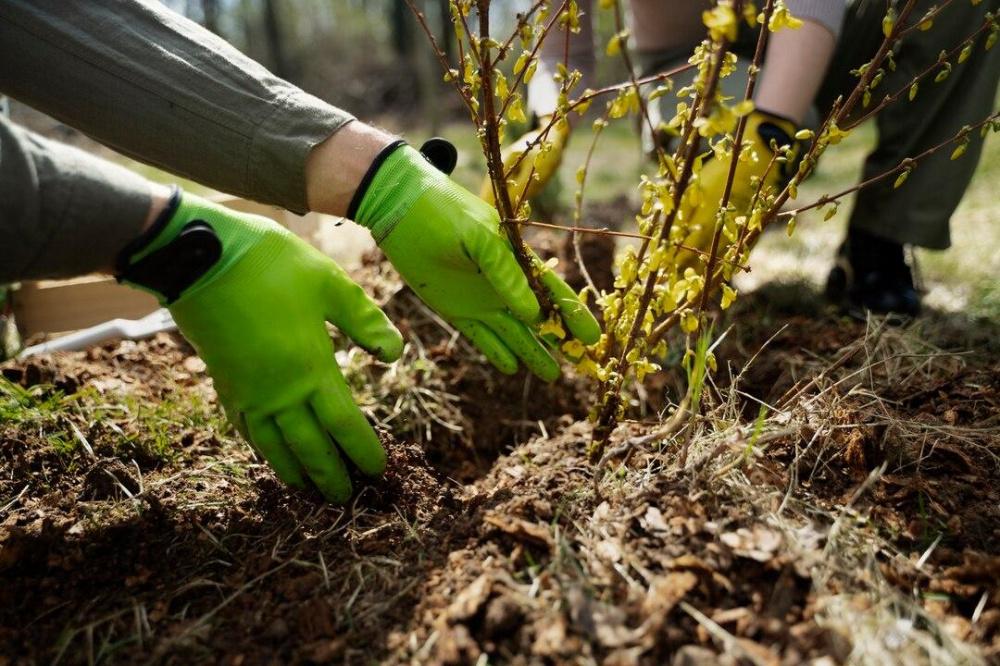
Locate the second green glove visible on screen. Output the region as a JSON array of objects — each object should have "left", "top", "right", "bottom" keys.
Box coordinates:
[
  {"left": 118, "top": 190, "right": 403, "bottom": 503},
  {"left": 350, "top": 141, "right": 601, "bottom": 382}
]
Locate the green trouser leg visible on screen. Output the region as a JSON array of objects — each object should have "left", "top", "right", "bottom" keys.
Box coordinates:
[
  {"left": 817, "top": 0, "right": 1000, "bottom": 250},
  {"left": 640, "top": 2, "right": 997, "bottom": 250}
]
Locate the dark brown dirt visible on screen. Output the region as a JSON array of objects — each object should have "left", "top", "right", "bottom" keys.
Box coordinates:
[
  {"left": 351, "top": 250, "right": 597, "bottom": 482},
  {"left": 1, "top": 275, "right": 998, "bottom": 665}
]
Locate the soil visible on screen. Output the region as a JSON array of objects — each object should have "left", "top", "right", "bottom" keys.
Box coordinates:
[{"left": 1, "top": 263, "right": 998, "bottom": 665}]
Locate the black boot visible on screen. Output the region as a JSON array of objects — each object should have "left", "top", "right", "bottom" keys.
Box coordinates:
[{"left": 825, "top": 228, "right": 921, "bottom": 320}]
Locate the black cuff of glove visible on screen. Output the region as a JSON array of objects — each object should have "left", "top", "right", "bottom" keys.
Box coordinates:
[
  {"left": 114, "top": 186, "right": 182, "bottom": 277},
  {"left": 345, "top": 137, "right": 458, "bottom": 220},
  {"left": 754, "top": 109, "right": 798, "bottom": 148},
  {"left": 345, "top": 139, "right": 406, "bottom": 220}
]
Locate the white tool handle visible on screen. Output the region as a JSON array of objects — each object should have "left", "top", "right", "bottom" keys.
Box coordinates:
[{"left": 18, "top": 308, "right": 177, "bottom": 359}]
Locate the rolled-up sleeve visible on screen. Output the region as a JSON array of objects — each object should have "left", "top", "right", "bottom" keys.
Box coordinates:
[
  {"left": 0, "top": 0, "right": 354, "bottom": 214},
  {"left": 787, "top": 0, "right": 847, "bottom": 39},
  {"left": 0, "top": 116, "right": 152, "bottom": 282}
]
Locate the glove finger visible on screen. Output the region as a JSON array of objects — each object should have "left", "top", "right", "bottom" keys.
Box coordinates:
[
  {"left": 454, "top": 319, "right": 519, "bottom": 375},
  {"left": 464, "top": 223, "right": 542, "bottom": 325},
  {"left": 310, "top": 381, "right": 386, "bottom": 477},
  {"left": 325, "top": 268, "right": 404, "bottom": 363},
  {"left": 535, "top": 259, "right": 602, "bottom": 345},
  {"left": 245, "top": 412, "right": 308, "bottom": 489},
  {"left": 483, "top": 312, "right": 560, "bottom": 383},
  {"left": 275, "top": 405, "right": 352, "bottom": 503}
]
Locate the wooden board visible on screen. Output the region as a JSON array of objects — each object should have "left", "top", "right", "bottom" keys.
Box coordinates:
[
  {"left": 12, "top": 195, "right": 373, "bottom": 338},
  {"left": 13, "top": 277, "right": 160, "bottom": 338}
]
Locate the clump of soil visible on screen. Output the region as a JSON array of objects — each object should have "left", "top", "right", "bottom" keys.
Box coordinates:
[{"left": 1, "top": 276, "right": 998, "bottom": 664}]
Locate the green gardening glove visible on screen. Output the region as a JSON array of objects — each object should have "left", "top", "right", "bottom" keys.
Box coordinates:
[
  {"left": 117, "top": 190, "right": 403, "bottom": 503},
  {"left": 350, "top": 140, "right": 601, "bottom": 382}
]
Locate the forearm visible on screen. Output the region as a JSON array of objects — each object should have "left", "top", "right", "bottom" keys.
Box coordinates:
[
  {"left": 0, "top": 0, "right": 353, "bottom": 215},
  {"left": 785, "top": 0, "right": 847, "bottom": 40},
  {"left": 755, "top": 18, "right": 837, "bottom": 125},
  {"left": 305, "top": 123, "right": 395, "bottom": 217},
  {"left": 0, "top": 117, "right": 162, "bottom": 282},
  {"left": 0, "top": 119, "right": 389, "bottom": 283}
]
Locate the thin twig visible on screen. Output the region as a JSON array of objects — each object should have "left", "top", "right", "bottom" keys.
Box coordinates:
[
  {"left": 475, "top": 0, "right": 555, "bottom": 313},
  {"left": 778, "top": 111, "right": 998, "bottom": 219},
  {"left": 518, "top": 219, "right": 651, "bottom": 241},
  {"left": 592, "top": 6, "right": 737, "bottom": 456},
  {"left": 845, "top": 16, "right": 993, "bottom": 130},
  {"left": 504, "top": 63, "right": 698, "bottom": 178},
  {"left": 498, "top": 0, "right": 571, "bottom": 119},
  {"left": 403, "top": 0, "right": 480, "bottom": 123},
  {"left": 698, "top": 0, "right": 775, "bottom": 314},
  {"left": 490, "top": 0, "right": 548, "bottom": 68}
]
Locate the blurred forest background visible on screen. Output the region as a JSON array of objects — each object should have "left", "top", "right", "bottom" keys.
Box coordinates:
[
  {"left": 9, "top": 1, "right": 623, "bottom": 166},
  {"left": 159, "top": 0, "right": 624, "bottom": 130},
  {"left": 5, "top": 0, "right": 998, "bottom": 318}
]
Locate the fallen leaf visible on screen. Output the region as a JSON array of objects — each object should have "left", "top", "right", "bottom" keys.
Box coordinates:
[
  {"left": 504, "top": 465, "right": 526, "bottom": 480},
  {"left": 595, "top": 538, "right": 623, "bottom": 563},
  {"left": 532, "top": 615, "right": 568, "bottom": 657},
  {"left": 446, "top": 574, "right": 493, "bottom": 622},
  {"left": 641, "top": 506, "right": 669, "bottom": 533},
  {"left": 604, "top": 646, "right": 644, "bottom": 666},
  {"left": 720, "top": 525, "right": 782, "bottom": 562},
  {"left": 567, "top": 586, "right": 639, "bottom": 648},
  {"left": 484, "top": 512, "right": 553, "bottom": 548},
  {"left": 672, "top": 645, "right": 725, "bottom": 666},
  {"left": 642, "top": 571, "right": 698, "bottom": 621},
  {"left": 182, "top": 356, "right": 207, "bottom": 374},
  {"left": 735, "top": 637, "right": 780, "bottom": 666}
]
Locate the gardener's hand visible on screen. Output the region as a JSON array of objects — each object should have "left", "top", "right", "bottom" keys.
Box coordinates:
[
  {"left": 352, "top": 141, "right": 600, "bottom": 382},
  {"left": 676, "top": 110, "right": 800, "bottom": 274},
  {"left": 480, "top": 117, "right": 569, "bottom": 208},
  {"left": 118, "top": 190, "right": 402, "bottom": 503}
]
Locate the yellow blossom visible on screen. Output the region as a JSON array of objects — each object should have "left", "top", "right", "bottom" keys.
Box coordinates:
[
  {"left": 562, "top": 338, "right": 587, "bottom": 359},
  {"left": 703, "top": 4, "right": 738, "bottom": 42},
  {"left": 681, "top": 311, "right": 699, "bottom": 334},
  {"left": 507, "top": 94, "right": 527, "bottom": 123},
  {"left": 539, "top": 317, "right": 566, "bottom": 340},
  {"left": 720, "top": 285, "right": 737, "bottom": 310},
  {"left": 768, "top": 2, "right": 803, "bottom": 31}
]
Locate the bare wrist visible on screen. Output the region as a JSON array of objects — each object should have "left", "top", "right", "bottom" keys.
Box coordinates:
[
  {"left": 305, "top": 121, "right": 397, "bottom": 217},
  {"left": 143, "top": 183, "right": 174, "bottom": 232}
]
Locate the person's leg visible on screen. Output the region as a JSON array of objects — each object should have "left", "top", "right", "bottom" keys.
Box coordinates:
[
  {"left": 820, "top": 0, "right": 999, "bottom": 317},
  {"left": 845, "top": 0, "right": 999, "bottom": 250},
  {"left": 0, "top": 116, "right": 155, "bottom": 282}
]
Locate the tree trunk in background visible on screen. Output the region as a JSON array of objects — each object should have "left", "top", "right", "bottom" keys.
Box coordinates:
[
  {"left": 262, "top": 0, "right": 291, "bottom": 80},
  {"left": 391, "top": 0, "right": 445, "bottom": 132},
  {"left": 391, "top": 0, "right": 414, "bottom": 57},
  {"left": 437, "top": 0, "right": 453, "bottom": 62},
  {"left": 201, "top": 0, "right": 221, "bottom": 36},
  {"left": 416, "top": 0, "right": 440, "bottom": 133}
]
